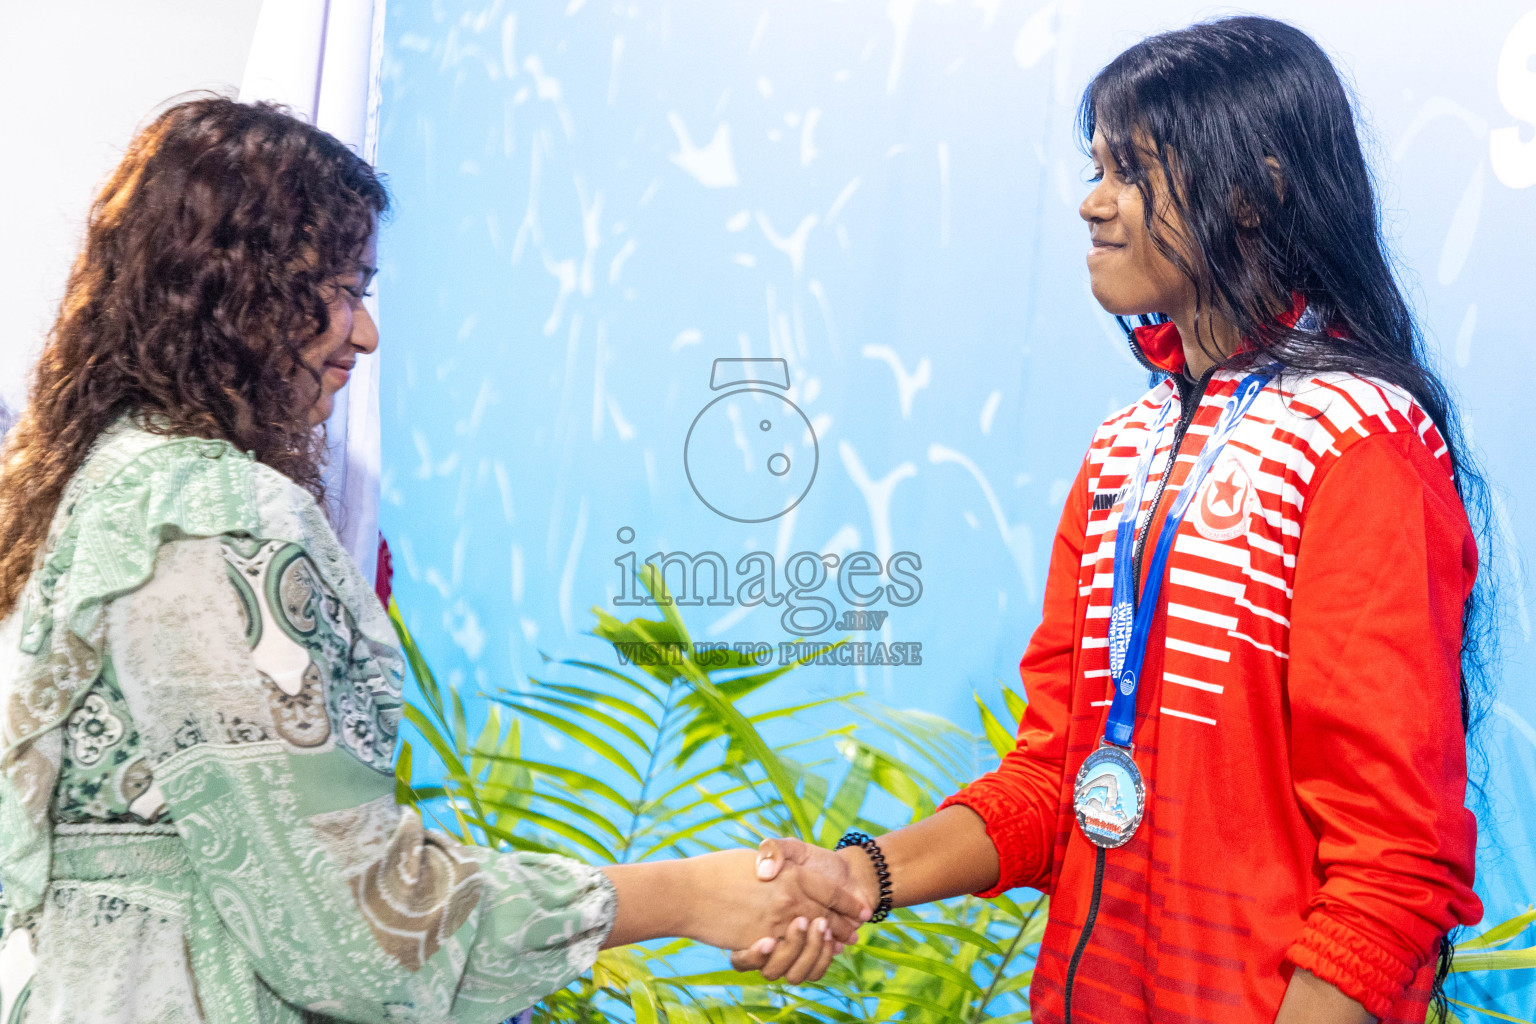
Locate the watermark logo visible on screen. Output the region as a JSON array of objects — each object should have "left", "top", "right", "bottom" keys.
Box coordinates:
[
  {"left": 683, "top": 358, "right": 819, "bottom": 523},
  {"left": 618, "top": 356, "right": 923, "bottom": 668},
  {"left": 612, "top": 528, "right": 926, "bottom": 668}
]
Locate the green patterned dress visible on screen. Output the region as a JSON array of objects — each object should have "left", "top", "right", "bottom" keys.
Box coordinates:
[{"left": 0, "top": 420, "right": 616, "bottom": 1023}]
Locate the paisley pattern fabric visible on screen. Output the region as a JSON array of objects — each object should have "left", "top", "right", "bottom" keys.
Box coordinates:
[{"left": 0, "top": 421, "right": 615, "bottom": 1024}]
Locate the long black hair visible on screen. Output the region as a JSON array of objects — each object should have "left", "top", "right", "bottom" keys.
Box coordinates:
[{"left": 1080, "top": 15, "right": 1493, "bottom": 1012}]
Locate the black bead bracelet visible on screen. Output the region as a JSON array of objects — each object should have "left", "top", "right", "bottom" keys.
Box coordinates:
[{"left": 836, "top": 830, "right": 893, "bottom": 923}]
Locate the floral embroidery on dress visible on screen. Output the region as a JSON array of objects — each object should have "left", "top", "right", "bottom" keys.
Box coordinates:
[{"left": 65, "top": 693, "right": 124, "bottom": 767}]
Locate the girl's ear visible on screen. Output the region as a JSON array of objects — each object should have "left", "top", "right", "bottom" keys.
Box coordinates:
[
  {"left": 1264, "top": 156, "right": 1286, "bottom": 203},
  {"left": 1233, "top": 157, "right": 1286, "bottom": 230}
]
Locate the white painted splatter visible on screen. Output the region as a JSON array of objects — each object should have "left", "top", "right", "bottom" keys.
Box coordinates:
[
  {"left": 445, "top": 600, "right": 486, "bottom": 661},
  {"left": 839, "top": 441, "right": 917, "bottom": 566},
  {"left": 757, "top": 76, "right": 773, "bottom": 99},
  {"left": 542, "top": 252, "right": 577, "bottom": 335},
  {"left": 1493, "top": 700, "right": 1536, "bottom": 752},
  {"left": 801, "top": 108, "right": 822, "bottom": 166},
  {"left": 809, "top": 279, "right": 838, "bottom": 354},
  {"left": 929, "top": 443, "right": 1037, "bottom": 597},
  {"left": 887, "top": 0, "right": 919, "bottom": 94},
  {"left": 455, "top": 379, "right": 497, "bottom": 435},
  {"left": 1489, "top": 486, "right": 1531, "bottom": 640},
  {"left": 1393, "top": 96, "right": 1488, "bottom": 162},
  {"left": 523, "top": 55, "right": 574, "bottom": 137},
  {"left": 512, "top": 134, "right": 544, "bottom": 265},
  {"left": 980, "top": 389, "right": 1002, "bottom": 434},
  {"left": 733, "top": 253, "right": 758, "bottom": 268},
  {"left": 666, "top": 112, "right": 740, "bottom": 188},
  {"left": 609, "top": 237, "right": 638, "bottom": 284},
  {"left": 608, "top": 35, "right": 624, "bottom": 106},
  {"left": 1454, "top": 304, "right": 1478, "bottom": 368},
  {"left": 1438, "top": 161, "right": 1484, "bottom": 285},
  {"left": 1054, "top": 158, "right": 1075, "bottom": 208},
  {"left": 1050, "top": 0, "right": 1084, "bottom": 105},
  {"left": 750, "top": 10, "right": 770, "bottom": 52},
  {"left": 576, "top": 179, "right": 603, "bottom": 296},
  {"left": 500, "top": 14, "right": 517, "bottom": 78},
  {"left": 511, "top": 543, "right": 525, "bottom": 603},
  {"left": 493, "top": 460, "right": 515, "bottom": 524},
  {"left": 726, "top": 209, "right": 751, "bottom": 232},
  {"left": 672, "top": 328, "right": 703, "bottom": 351},
  {"left": 755, "top": 210, "right": 818, "bottom": 277},
  {"left": 862, "top": 344, "right": 932, "bottom": 418},
  {"left": 592, "top": 320, "right": 609, "bottom": 441},
  {"left": 607, "top": 396, "right": 636, "bottom": 441},
  {"left": 826, "top": 178, "right": 861, "bottom": 224}
]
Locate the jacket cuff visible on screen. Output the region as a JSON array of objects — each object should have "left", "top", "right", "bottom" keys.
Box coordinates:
[
  {"left": 1285, "top": 909, "right": 1416, "bottom": 1020},
  {"left": 937, "top": 790, "right": 1028, "bottom": 898}
]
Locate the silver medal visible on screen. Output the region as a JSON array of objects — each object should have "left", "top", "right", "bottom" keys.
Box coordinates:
[{"left": 1073, "top": 744, "right": 1146, "bottom": 848}]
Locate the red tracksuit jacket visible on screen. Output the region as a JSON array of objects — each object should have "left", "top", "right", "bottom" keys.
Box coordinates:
[{"left": 942, "top": 320, "right": 1481, "bottom": 1023}]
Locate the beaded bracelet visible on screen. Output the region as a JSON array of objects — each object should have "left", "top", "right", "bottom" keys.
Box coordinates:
[{"left": 836, "top": 830, "right": 893, "bottom": 923}]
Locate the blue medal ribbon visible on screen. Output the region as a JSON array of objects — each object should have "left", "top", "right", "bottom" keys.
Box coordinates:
[{"left": 1102, "top": 366, "right": 1276, "bottom": 748}]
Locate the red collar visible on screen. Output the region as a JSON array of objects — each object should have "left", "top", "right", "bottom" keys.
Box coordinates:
[
  {"left": 1130, "top": 319, "right": 1187, "bottom": 374},
  {"left": 1128, "top": 295, "right": 1308, "bottom": 376}
]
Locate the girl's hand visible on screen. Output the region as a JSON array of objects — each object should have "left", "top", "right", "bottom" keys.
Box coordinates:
[{"left": 728, "top": 916, "right": 844, "bottom": 983}]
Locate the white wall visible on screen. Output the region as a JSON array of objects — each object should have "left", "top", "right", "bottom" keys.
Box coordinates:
[{"left": 0, "top": 1, "right": 263, "bottom": 413}]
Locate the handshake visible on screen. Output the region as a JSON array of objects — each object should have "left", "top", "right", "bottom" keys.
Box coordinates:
[
  {"left": 707, "top": 837, "right": 882, "bottom": 983},
  {"left": 602, "top": 808, "right": 986, "bottom": 978},
  {"left": 603, "top": 834, "right": 887, "bottom": 984}
]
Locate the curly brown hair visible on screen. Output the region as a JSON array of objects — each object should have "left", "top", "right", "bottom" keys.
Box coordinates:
[{"left": 0, "top": 96, "right": 388, "bottom": 619}]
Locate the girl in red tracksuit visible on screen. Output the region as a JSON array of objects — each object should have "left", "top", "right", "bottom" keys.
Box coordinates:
[{"left": 743, "top": 15, "right": 1486, "bottom": 1024}]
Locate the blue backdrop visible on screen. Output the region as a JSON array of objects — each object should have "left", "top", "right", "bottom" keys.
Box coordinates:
[{"left": 375, "top": 0, "right": 1536, "bottom": 1012}]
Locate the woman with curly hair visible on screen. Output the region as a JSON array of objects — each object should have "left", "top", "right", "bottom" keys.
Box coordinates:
[{"left": 0, "top": 97, "right": 858, "bottom": 1024}]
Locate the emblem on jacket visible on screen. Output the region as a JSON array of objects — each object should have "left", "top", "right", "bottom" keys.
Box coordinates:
[{"left": 1192, "top": 458, "right": 1254, "bottom": 542}]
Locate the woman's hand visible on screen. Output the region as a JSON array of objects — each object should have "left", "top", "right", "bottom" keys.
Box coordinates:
[{"left": 599, "top": 849, "right": 869, "bottom": 951}]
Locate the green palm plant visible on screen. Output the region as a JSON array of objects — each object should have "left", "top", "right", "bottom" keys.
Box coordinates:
[
  {"left": 389, "top": 565, "right": 1042, "bottom": 1021},
  {"left": 388, "top": 565, "right": 1536, "bottom": 1023}
]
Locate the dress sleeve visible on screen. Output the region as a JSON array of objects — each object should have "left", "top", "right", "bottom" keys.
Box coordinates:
[
  {"left": 105, "top": 534, "right": 616, "bottom": 1024},
  {"left": 1283, "top": 433, "right": 1482, "bottom": 1019},
  {"left": 938, "top": 459, "right": 1089, "bottom": 896}
]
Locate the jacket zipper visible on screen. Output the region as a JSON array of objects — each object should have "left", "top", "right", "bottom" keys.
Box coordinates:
[
  {"left": 1129, "top": 367, "right": 1216, "bottom": 600},
  {"left": 1062, "top": 336, "right": 1216, "bottom": 1023}
]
